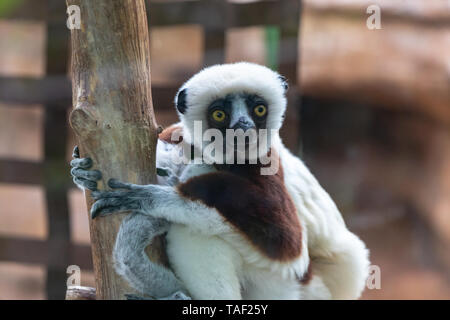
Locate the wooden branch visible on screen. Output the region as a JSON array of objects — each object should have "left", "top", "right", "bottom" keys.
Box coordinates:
[
  {"left": 67, "top": 0, "right": 161, "bottom": 299},
  {"left": 66, "top": 286, "right": 96, "bottom": 300}
]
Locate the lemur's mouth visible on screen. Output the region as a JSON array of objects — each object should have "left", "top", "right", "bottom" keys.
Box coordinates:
[
  {"left": 232, "top": 136, "right": 256, "bottom": 146},
  {"left": 232, "top": 141, "right": 259, "bottom": 154}
]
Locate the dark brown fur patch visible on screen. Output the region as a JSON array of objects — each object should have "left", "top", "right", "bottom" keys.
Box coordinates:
[
  {"left": 158, "top": 125, "right": 183, "bottom": 144},
  {"left": 177, "top": 151, "right": 302, "bottom": 262}
]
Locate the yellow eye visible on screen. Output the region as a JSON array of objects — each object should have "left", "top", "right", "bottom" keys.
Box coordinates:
[
  {"left": 254, "top": 105, "right": 267, "bottom": 117},
  {"left": 212, "top": 110, "right": 226, "bottom": 122}
]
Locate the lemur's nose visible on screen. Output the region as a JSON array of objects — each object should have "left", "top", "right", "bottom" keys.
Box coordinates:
[
  {"left": 238, "top": 117, "right": 249, "bottom": 125},
  {"left": 232, "top": 117, "right": 254, "bottom": 132}
]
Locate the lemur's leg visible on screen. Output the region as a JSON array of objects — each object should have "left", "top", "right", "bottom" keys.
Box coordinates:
[
  {"left": 309, "top": 232, "right": 369, "bottom": 299},
  {"left": 70, "top": 146, "right": 102, "bottom": 191},
  {"left": 114, "top": 214, "right": 190, "bottom": 300},
  {"left": 242, "top": 270, "right": 301, "bottom": 300},
  {"left": 166, "top": 225, "right": 242, "bottom": 299},
  {"left": 243, "top": 273, "right": 330, "bottom": 300},
  {"left": 91, "top": 179, "right": 230, "bottom": 236}
]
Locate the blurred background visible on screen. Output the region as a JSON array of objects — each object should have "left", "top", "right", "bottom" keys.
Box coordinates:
[{"left": 0, "top": 0, "right": 449, "bottom": 299}]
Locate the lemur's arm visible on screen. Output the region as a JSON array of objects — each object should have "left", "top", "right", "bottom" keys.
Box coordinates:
[
  {"left": 71, "top": 144, "right": 228, "bottom": 235},
  {"left": 280, "top": 147, "right": 370, "bottom": 299},
  {"left": 90, "top": 178, "right": 231, "bottom": 236},
  {"left": 70, "top": 146, "right": 191, "bottom": 300},
  {"left": 91, "top": 165, "right": 305, "bottom": 267}
]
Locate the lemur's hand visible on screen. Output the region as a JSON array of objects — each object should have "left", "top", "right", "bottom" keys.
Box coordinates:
[
  {"left": 90, "top": 179, "right": 157, "bottom": 219},
  {"left": 70, "top": 146, "right": 102, "bottom": 191}
]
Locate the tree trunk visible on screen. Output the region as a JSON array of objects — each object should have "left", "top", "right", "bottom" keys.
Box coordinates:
[
  {"left": 67, "top": 0, "right": 161, "bottom": 299},
  {"left": 66, "top": 286, "right": 96, "bottom": 300}
]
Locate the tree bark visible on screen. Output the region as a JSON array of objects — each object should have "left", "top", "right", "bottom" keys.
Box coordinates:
[
  {"left": 67, "top": 0, "right": 160, "bottom": 299},
  {"left": 66, "top": 286, "right": 96, "bottom": 300}
]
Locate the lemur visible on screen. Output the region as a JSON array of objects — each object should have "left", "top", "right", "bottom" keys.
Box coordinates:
[{"left": 70, "top": 62, "right": 370, "bottom": 300}]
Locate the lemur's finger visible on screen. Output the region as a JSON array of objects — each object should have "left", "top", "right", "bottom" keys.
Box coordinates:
[
  {"left": 71, "top": 167, "right": 102, "bottom": 181},
  {"left": 74, "top": 177, "right": 97, "bottom": 191},
  {"left": 91, "top": 205, "right": 138, "bottom": 219},
  {"left": 91, "top": 190, "right": 128, "bottom": 200},
  {"left": 72, "top": 146, "right": 80, "bottom": 158},
  {"left": 70, "top": 157, "right": 92, "bottom": 169},
  {"left": 108, "top": 179, "right": 141, "bottom": 190},
  {"left": 91, "top": 199, "right": 139, "bottom": 219},
  {"left": 91, "top": 198, "right": 123, "bottom": 218},
  {"left": 91, "top": 205, "right": 117, "bottom": 219}
]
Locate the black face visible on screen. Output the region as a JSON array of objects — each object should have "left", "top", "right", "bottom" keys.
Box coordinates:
[
  {"left": 207, "top": 93, "right": 268, "bottom": 134},
  {"left": 246, "top": 94, "right": 269, "bottom": 129}
]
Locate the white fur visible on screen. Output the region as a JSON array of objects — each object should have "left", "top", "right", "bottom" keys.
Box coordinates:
[
  {"left": 152, "top": 62, "right": 369, "bottom": 299},
  {"left": 176, "top": 62, "right": 286, "bottom": 149},
  {"left": 156, "top": 139, "right": 369, "bottom": 299},
  {"left": 274, "top": 135, "right": 370, "bottom": 299},
  {"left": 167, "top": 225, "right": 243, "bottom": 299},
  {"left": 150, "top": 157, "right": 310, "bottom": 299}
]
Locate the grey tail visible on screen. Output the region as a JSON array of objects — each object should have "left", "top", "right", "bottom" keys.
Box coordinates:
[{"left": 113, "top": 213, "right": 185, "bottom": 298}]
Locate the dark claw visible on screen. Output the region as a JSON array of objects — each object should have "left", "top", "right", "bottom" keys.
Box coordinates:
[
  {"left": 90, "top": 198, "right": 140, "bottom": 219},
  {"left": 94, "top": 206, "right": 127, "bottom": 217},
  {"left": 72, "top": 146, "right": 80, "bottom": 158},
  {"left": 91, "top": 198, "right": 115, "bottom": 218},
  {"left": 91, "top": 204, "right": 137, "bottom": 219},
  {"left": 91, "top": 210, "right": 101, "bottom": 219},
  {"left": 90, "top": 199, "right": 106, "bottom": 219},
  {"left": 91, "top": 208, "right": 99, "bottom": 219}
]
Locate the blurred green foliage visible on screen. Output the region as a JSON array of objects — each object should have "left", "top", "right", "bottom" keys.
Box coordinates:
[
  {"left": 265, "top": 26, "right": 280, "bottom": 71},
  {"left": 0, "top": 0, "right": 24, "bottom": 18}
]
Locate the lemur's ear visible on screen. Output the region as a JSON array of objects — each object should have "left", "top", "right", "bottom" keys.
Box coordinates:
[
  {"left": 176, "top": 88, "right": 187, "bottom": 114},
  {"left": 278, "top": 75, "right": 289, "bottom": 92}
]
